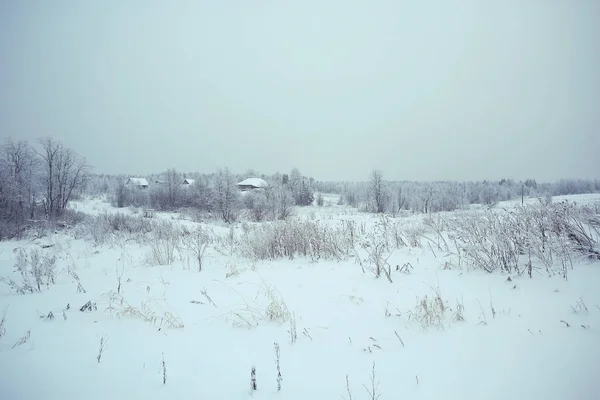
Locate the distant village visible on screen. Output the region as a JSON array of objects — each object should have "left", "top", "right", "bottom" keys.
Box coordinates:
[{"left": 124, "top": 176, "right": 269, "bottom": 192}]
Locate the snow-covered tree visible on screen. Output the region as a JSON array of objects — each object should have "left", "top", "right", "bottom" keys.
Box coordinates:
[
  {"left": 35, "top": 137, "right": 89, "bottom": 220},
  {"left": 212, "top": 168, "right": 240, "bottom": 223}
]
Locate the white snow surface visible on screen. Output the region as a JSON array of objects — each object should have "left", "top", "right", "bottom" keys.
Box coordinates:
[{"left": 1, "top": 194, "right": 600, "bottom": 400}]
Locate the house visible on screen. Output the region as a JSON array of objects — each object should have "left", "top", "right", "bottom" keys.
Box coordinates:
[
  {"left": 237, "top": 177, "right": 268, "bottom": 191},
  {"left": 181, "top": 178, "right": 196, "bottom": 186},
  {"left": 124, "top": 177, "right": 149, "bottom": 189}
]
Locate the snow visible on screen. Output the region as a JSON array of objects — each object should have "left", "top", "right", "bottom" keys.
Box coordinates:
[
  {"left": 1, "top": 194, "right": 600, "bottom": 399},
  {"left": 237, "top": 178, "right": 268, "bottom": 188}
]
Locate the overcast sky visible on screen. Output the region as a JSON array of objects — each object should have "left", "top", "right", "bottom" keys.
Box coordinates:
[{"left": 1, "top": 1, "right": 598, "bottom": 181}]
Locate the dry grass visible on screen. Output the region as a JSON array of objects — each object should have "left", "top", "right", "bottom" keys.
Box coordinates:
[
  {"left": 106, "top": 291, "right": 184, "bottom": 329},
  {"left": 215, "top": 277, "right": 291, "bottom": 329},
  {"left": 406, "top": 285, "right": 449, "bottom": 330}
]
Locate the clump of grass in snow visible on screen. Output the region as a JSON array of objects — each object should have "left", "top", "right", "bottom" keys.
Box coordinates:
[
  {"left": 106, "top": 291, "right": 184, "bottom": 329},
  {"left": 571, "top": 297, "right": 588, "bottom": 314},
  {"left": 146, "top": 222, "right": 182, "bottom": 266},
  {"left": 259, "top": 279, "right": 291, "bottom": 324},
  {"left": 406, "top": 285, "right": 449, "bottom": 330},
  {"left": 239, "top": 219, "right": 355, "bottom": 261},
  {"left": 0, "top": 248, "right": 57, "bottom": 294},
  {"left": 449, "top": 200, "right": 600, "bottom": 275},
  {"left": 396, "top": 262, "right": 414, "bottom": 274},
  {"left": 218, "top": 277, "right": 291, "bottom": 329},
  {"left": 452, "top": 298, "right": 466, "bottom": 323},
  {"left": 80, "top": 212, "right": 154, "bottom": 246},
  {"left": 181, "top": 226, "right": 211, "bottom": 272},
  {"left": 80, "top": 300, "right": 97, "bottom": 312}
]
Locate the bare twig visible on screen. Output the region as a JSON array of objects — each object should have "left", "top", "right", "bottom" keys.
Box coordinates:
[
  {"left": 200, "top": 287, "right": 217, "bottom": 308},
  {"left": 343, "top": 374, "right": 353, "bottom": 400},
  {"left": 162, "top": 353, "right": 167, "bottom": 384},
  {"left": 0, "top": 306, "right": 7, "bottom": 338},
  {"left": 251, "top": 366, "right": 257, "bottom": 391},
  {"left": 394, "top": 330, "right": 405, "bottom": 347},
  {"left": 274, "top": 342, "right": 282, "bottom": 391},
  {"left": 12, "top": 330, "right": 31, "bottom": 348},
  {"left": 363, "top": 361, "right": 381, "bottom": 400},
  {"left": 97, "top": 334, "right": 108, "bottom": 363}
]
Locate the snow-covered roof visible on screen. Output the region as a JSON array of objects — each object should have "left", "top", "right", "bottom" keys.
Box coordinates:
[
  {"left": 126, "top": 178, "right": 149, "bottom": 186},
  {"left": 237, "top": 177, "right": 268, "bottom": 188},
  {"left": 182, "top": 178, "right": 196, "bottom": 185}
]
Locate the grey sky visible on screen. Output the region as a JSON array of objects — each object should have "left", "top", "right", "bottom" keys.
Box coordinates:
[{"left": 1, "top": 1, "right": 599, "bottom": 181}]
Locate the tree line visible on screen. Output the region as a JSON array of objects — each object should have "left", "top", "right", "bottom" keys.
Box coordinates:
[
  {"left": 0, "top": 137, "right": 89, "bottom": 238},
  {"left": 315, "top": 171, "right": 600, "bottom": 214},
  {"left": 2, "top": 135, "right": 597, "bottom": 238}
]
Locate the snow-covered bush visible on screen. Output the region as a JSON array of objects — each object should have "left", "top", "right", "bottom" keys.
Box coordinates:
[
  {"left": 449, "top": 200, "right": 600, "bottom": 275},
  {"left": 405, "top": 285, "right": 450, "bottom": 330},
  {"left": 146, "top": 221, "right": 182, "bottom": 266},
  {"left": 181, "top": 226, "right": 212, "bottom": 271},
  {"left": 0, "top": 248, "right": 57, "bottom": 294},
  {"left": 239, "top": 219, "right": 356, "bottom": 261},
  {"left": 78, "top": 213, "right": 154, "bottom": 245},
  {"left": 265, "top": 186, "right": 295, "bottom": 220},
  {"left": 354, "top": 215, "right": 395, "bottom": 281},
  {"left": 243, "top": 191, "right": 270, "bottom": 222},
  {"left": 222, "top": 279, "right": 291, "bottom": 328},
  {"left": 106, "top": 291, "right": 184, "bottom": 329},
  {"left": 316, "top": 192, "right": 324, "bottom": 206}
]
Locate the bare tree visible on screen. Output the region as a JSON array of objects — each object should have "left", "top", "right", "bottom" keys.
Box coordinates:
[
  {"left": 35, "top": 137, "right": 89, "bottom": 220},
  {"left": 369, "top": 170, "right": 388, "bottom": 213},
  {"left": 422, "top": 184, "right": 434, "bottom": 214},
  {"left": 165, "top": 169, "right": 181, "bottom": 210},
  {"left": 396, "top": 185, "right": 408, "bottom": 212},
  {"left": 244, "top": 190, "right": 269, "bottom": 221},
  {"left": 114, "top": 181, "right": 128, "bottom": 208},
  {"left": 288, "top": 168, "right": 302, "bottom": 199},
  {"left": 0, "top": 139, "right": 39, "bottom": 228},
  {"left": 213, "top": 168, "right": 239, "bottom": 223},
  {"left": 271, "top": 186, "right": 294, "bottom": 220}
]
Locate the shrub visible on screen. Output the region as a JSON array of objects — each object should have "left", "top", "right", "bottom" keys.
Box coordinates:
[
  {"left": 181, "top": 226, "right": 212, "bottom": 271},
  {"left": 316, "top": 193, "right": 324, "bottom": 207},
  {"left": 0, "top": 248, "right": 57, "bottom": 294},
  {"left": 78, "top": 213, "right": 154, "bottom": 245},
  {"left": 243, "top": 191, "right": 270, "bottom": 222},
  {"left": 238, "top": 219, "right": 355, "bottom": 261},
  {"left": 405, "top": 285, "right": 449, "bottom": 330},
  {"left": 448, "top": 200, "right": 600, "bottom": 274},
  {"left": 147, "top": 221, "right": 182, "bottom": 266}
]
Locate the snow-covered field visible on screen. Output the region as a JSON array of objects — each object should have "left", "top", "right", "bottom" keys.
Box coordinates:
[{"left": 1, "top": 194, "right": 600, "bottom": 400}]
